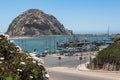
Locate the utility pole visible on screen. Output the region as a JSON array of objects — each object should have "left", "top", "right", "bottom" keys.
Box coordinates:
[{"left": 89, "top": 52, "right": 92, "bottom": 69}]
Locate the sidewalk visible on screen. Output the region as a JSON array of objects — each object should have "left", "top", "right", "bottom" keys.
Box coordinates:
[
  {"left": 77, "top": 62, "right": 90, "bottom": 71},
  {"left": 77, "top": 62, "right": 120, "bottom": 79},
  {"left": 77, "top": 62, "right": 120, "bottom": 73}
]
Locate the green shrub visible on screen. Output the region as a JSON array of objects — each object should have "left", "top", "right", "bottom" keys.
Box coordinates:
[
  {"left": 92, "top": 42, "right": 120, "bottom": 71},
  {"left": 0, "top": 35, "right": 47, "bottom": 80}
]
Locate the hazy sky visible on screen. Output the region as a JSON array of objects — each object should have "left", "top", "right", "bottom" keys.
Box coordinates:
[{"left": 0, "top": 0, "right": 120, "bottom": 34}]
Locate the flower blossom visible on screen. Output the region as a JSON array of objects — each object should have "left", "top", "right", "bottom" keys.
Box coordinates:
[
  {"left": 37, "top": 63, "right": 42, "bottom": 66},
  {"left": 20, "top": 62, "right": 26, "bottom": 65},
  {"left": 26, "top": 56, "right": 32, "bottom": 59},
  {"left": 0, "top": 57, "right": 4, "bottom": 60},
  {"left": 30, "top": 76, "right": 33, "bottom": 79},
  {"left": 32, "top": 60, "right": 36, "bottom": 64},
  {"left": 45, "top": 73, "right": 50, "bottom": 78},
  {"left": 0, "top": 61, "right": 2, "bottom": 64},
  {"left": 1, "top": 67, "right": 4, "bottom": 70},
  {"left": 17, "top": 69, "right": 22, "bottom": 72}
]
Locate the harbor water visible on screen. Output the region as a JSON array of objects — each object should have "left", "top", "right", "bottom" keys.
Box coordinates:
[{"left": 11, "top": 35, "right": 110, "bottom": 54}]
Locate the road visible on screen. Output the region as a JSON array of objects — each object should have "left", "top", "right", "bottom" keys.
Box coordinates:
[
  {"left": 49, "top": 70, "right": 115, "bottom": 80},
  {"left": 41, "top": 55, "right": 120, "bottom": 80},
  {"left": 42, "top": 54, "right": 89, "bottom": 68}
]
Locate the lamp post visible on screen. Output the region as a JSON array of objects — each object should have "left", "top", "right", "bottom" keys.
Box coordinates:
[
  {"left": 90, "top": 52, "right": 92, "bottom": 69},
  {"left": 79, "top": 56, "right": 82, "bottom": 64}
]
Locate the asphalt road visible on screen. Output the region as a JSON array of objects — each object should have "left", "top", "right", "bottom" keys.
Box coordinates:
[
  {"left": 42, "top": 55, "right": 89, "bottom": 68},
  {"left": 42, "top": 55, "right": 119, "bottom": 80},
  {"left": 49, "top": 71, "right": 114, "bottom": 80}
]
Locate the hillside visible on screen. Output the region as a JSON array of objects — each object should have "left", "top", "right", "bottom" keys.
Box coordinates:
[
  {"left": 92, "top": 38, "right": 120, "bottom": 71},
  {"left": 6, "top": 9, "right": 72, "bottom": 37}
]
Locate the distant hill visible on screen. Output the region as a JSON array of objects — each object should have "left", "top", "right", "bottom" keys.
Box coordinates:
[{"left": 6, "top": 9, "right": 72, "bottom": 37}]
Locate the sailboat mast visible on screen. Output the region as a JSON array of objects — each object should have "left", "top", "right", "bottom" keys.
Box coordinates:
[{"left": 107, "top": 26, "right": 110, "bottom": 38}]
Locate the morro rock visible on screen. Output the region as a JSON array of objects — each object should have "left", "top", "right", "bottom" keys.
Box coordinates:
[{"left": 6, "top": 9, "right": 72, "bottom": 37}]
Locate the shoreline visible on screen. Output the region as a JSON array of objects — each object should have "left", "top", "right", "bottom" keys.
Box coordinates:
[
  {"left": 8, "top": 35, "right": 70, "bottom": 39},
  {"left": 8, "top": 33, "right": 116, "bottom": 39}
]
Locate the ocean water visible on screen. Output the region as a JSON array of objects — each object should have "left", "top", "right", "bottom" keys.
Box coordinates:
[{"left": 11, "top": 35, "right": 109, "bottom": 54}]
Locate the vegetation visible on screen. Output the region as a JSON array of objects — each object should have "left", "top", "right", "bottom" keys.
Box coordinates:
[
  {"left": 0, "top": 35, "right": 47, "bottom": 80},
  {"left": 92, "top": 37, "right": 120, "bottom": 71}
]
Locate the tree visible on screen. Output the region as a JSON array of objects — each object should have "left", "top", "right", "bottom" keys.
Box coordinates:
[{"left": 92, "top": 36, "right": 120, "bottom": 71}]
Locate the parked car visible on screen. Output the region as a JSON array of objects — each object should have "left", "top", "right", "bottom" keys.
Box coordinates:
[
  {"left": 64, "top": 52, "right": 73, "bottom": 56},
  {"left": 64, "top": 52, "right": 70, "bottom": 56},
  {"left": 36, "top": 53, "right": 46, "bottom": 57}
]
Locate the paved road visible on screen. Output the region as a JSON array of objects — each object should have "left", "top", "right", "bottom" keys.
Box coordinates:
[
  {"left": 42, "top": 55, "right": 119, "bottom": 80},
  {"left": 42, "top": 55, "right": 89, "bottom": 68},
  {"left": 49, "top": 70, "right": 115, "bottom": 80}
]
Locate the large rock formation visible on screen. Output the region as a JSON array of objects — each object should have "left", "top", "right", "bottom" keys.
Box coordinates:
[{"left": 6, "top": 9, "right": 72, "bottom": 37}]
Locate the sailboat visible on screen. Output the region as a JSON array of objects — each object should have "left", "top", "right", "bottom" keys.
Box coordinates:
[
  {"left": 107, "top": 26, "right": 114, "bottom": 41},
  {"left": 103, "top": 26, "right": 114, "bottom": 45}
]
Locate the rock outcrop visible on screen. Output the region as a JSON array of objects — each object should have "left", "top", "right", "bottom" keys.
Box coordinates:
[{"left": 6, "top": 9, "right": 72, "bottom": 37}]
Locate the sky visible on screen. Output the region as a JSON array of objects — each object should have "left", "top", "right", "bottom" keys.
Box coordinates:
[{"left": 0, "top": 0, "right": 120, "bottom": 34}]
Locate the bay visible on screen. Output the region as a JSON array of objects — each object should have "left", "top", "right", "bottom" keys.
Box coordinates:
[{"left": 11, "top": 35, "right": 109, "bottom": 54}]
